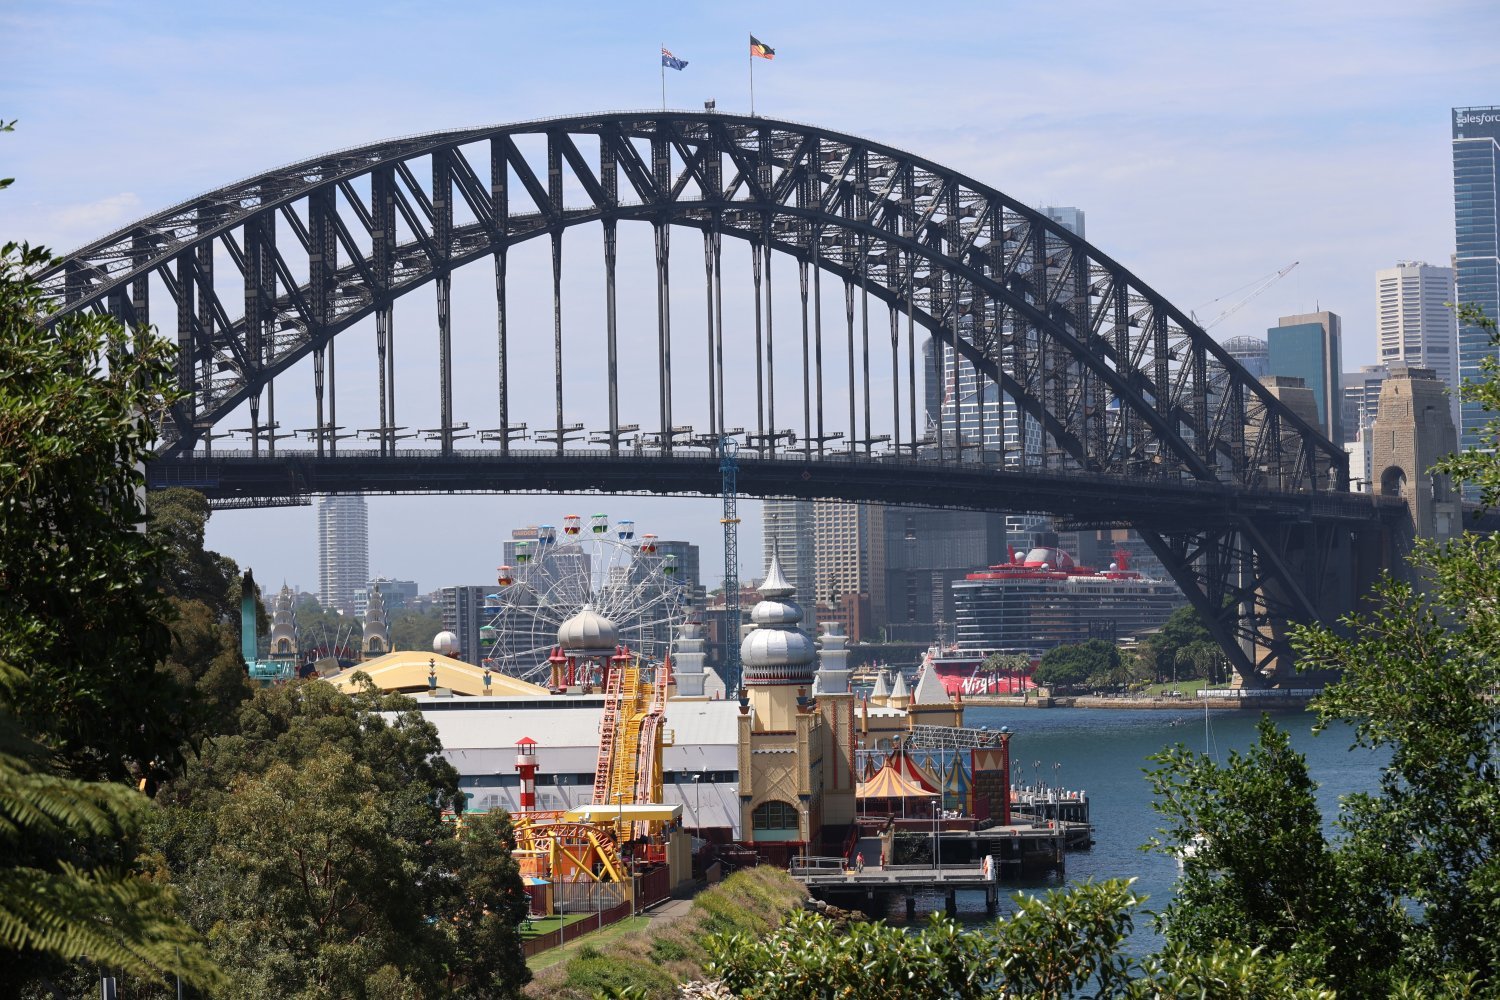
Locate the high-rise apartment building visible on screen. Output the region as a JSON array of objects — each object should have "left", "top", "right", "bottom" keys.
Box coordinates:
[
  {"left": 812, "top": 501, "right": 873, "bottom": 616},
  {"left": 353, "top": 578, "right": 419, "bottom": 619},
  {"left": 440, "top": 585, "right": 490, "bottom": 666},
  {"left": 1268, "top": 312, "right": 1343, "bottom": 443},
  {"left": 1453, "top": 107, "right": 1500, "bottom": 456},
  {"left": 1041, "top": 205, "right": 1086, "bottom": 237},
  {"left": 871, "top": 506, "right": 1006, "bottom": 642},
  {"left": 317, "top": 495, "right": 369, "bottom": 616},
  {"left": 761, "top": 500, "right": 815, "bottom": 598},
  {"left": 1376, "top": 261, "right": 1458, "bottom": 425}
]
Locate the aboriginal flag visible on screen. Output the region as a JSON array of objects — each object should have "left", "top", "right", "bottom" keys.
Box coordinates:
[{"left": 750, "top": 35, "right": 775, "bottom": 60}]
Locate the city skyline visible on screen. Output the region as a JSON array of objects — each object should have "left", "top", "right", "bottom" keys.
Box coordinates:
[{"left": 4, "top": 0, "right": 1495, "bottom": 591}]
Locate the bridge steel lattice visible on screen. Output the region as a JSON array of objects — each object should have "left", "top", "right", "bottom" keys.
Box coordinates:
[{"left": 36, "top": 111, "right": 1398, "bottom": 683}]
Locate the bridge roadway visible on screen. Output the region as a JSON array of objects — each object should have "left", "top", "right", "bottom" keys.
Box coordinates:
[{"left": 147, "top": 446, "right": 1409, "bottom": 529}]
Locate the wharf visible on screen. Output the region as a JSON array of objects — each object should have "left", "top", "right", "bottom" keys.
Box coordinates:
[{"left": 791, "top": 857, "right": 1004, "bottom": 915}]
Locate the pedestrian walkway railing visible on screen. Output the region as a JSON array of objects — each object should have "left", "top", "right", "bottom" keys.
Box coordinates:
[{"left": 1199, "top": 688, "right": 1323, "bottom": 699}]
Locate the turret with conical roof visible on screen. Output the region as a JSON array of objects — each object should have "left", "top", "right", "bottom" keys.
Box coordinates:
[
  {"left": 888, "top": 670, "right": 911, "bottom": 711},
  {"left": 268, "top": 584, "right": 298, "bottom": 661},
  {"left": 361, "top": 584, "right": 390, "bottom": 660},
  {"left": 740, "top": 553, "right": 816, "bottom": 730}
]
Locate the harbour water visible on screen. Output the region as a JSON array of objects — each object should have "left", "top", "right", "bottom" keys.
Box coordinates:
[{"left": 879, "top": 705, "right": 1387, "bottom": 952}]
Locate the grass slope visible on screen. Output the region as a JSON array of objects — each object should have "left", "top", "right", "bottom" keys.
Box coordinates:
[{"left": 523, "top": 867, "right": 807, "bottom": 999}]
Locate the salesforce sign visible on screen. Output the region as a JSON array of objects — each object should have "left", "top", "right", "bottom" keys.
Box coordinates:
[{"left": 1454, "top": 106, "right": 1500, "bottom": 140}]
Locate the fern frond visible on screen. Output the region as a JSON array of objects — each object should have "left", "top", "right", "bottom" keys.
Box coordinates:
[{"left": 0, "top": 864, "right": 223, "bottom": 988}]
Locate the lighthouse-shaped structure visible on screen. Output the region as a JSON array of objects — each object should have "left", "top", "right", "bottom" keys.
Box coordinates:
[{"left": 515, "top": 737, "right": 539, "bottom": 812}]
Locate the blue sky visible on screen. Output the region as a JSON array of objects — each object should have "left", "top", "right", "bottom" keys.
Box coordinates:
[{"left": 4, "top": 0, "right": 1497, "bottom": 597}]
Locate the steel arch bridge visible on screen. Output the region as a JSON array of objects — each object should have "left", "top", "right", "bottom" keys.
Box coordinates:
[{"left": 37, "top": 110, "right": 1397, "bottom": 683}]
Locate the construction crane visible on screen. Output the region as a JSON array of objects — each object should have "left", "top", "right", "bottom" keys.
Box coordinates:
[
  {"left": 719, "top": 435, "right": 741, "bottom": 694},
  {"left": 1192, "top": 261, "right": 1299, "bottom": 331}
]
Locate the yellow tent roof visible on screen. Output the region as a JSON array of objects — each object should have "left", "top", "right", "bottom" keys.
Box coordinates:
[
  {"left": 857, "top": 762, "right": 939, "bottom": 800},
  {"left": 322, "top": 650, "right": 549, "bottom": 698},
  {"left": 563, "top": 803, "right": 684, "bottom": 823}
]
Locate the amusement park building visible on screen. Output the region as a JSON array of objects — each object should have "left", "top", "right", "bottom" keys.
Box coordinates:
[{"left": 320, "top": 559, "right": 961, "bottom": 852}]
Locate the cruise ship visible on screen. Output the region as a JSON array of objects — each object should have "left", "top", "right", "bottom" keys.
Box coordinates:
[{"left": 933, "top": 541, "right": 1184, "bottom": 692}]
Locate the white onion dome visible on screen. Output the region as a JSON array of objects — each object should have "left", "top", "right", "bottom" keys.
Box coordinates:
[
  {"left": 751, "top": 595, "right": 805, "bottom": 626},
  {"left": 741, "top": 554, "right": 816, "bottom": 687},
  {"left": 558, "top": 603, "right": 619, "bottom": 654},
  {"left": 433, "top": 630, "right": 460, "bottom": 656}
]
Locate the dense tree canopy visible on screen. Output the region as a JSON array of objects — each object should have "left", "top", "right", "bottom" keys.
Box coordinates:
[
  {"left": 1143, "top": 306, "right": 1500, "bottom": 996},
  {"left": 0, "top": 228, "right": 216, "bottom": 989},
  {"left": 1034, "top": 640, "right": 1119, "bottom": 690},
  {"left": 391, "top": 606, "right": 445, "bottom": 652},
  {"left": 148, "top": 680, "right": 531, "bottom": 999}
]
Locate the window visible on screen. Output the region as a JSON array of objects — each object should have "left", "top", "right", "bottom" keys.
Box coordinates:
[{"left": 751, "top": 800, "right": 800, "bottom": 831}]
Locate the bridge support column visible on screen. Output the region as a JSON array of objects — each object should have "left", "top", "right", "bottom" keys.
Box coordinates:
[
  {"left": 905, "top": 890, "right": 915, "bottom": 920},
  {"left": 985, "top": 886, "right": 998, "bottom": 916},
  {"left": 375, "top": 306, "right": 390, "bottom": 457},
  {"left": 437, "top": 273, "right": 453, "bottom": 456},
  {"left": 944, "top": 889, "right": 956, "bottom": 916}
]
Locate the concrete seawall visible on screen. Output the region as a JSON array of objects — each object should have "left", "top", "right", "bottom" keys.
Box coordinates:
[{"left": 962, "top": 694, "right": 1315, "bottom": 712}]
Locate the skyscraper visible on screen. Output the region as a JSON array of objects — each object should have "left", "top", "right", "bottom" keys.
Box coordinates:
[
  {"left": 317, "top": 495, "right": 368, "bottom": 615},
  {"left": 1341, "top": 365, "right": 1387, "bottom": 488},
  {"left": 761, "top": 500, "right": 815, "bottom": 598},
  {"left": 1342, "top": 365, "right": 1387, "bottom": 443},
  {"left": 1221, "top": 336, "right": 1270, "bottom": 380},
  {"left": 1268, "top": 312, "right": 1343, "bottom": 443},
  {"left": 1376, "top": 261, "right": 1458, "bottom": 424},
  {"left": 1452, "top": 106, "right": 1500, "bottom": 455}
]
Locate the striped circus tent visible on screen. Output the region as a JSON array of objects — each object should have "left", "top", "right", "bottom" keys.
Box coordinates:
[
  {"left": 942, "top": 754, "right": 972, "bottom": 814},
  {"left": 857, "top": 761, "right": 939, "bottom": 818},
  {"left": 888, "top": 745, "right": 941, "bottom": 793}
]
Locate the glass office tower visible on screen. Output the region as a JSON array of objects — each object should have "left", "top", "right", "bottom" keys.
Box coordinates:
[
  {"left": 1453, "top": 107, "right": 1500, "bottom": 457},
  {"left": 1268, "top": 312, "right": 1344, "bottom": 443}
]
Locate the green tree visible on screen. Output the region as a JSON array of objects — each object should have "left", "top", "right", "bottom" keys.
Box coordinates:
[
  {"left": 1137, "top": 605, "right": 1214, "bottom": 682},
  {"left": 979, "top": 651, "right": 1029, "bottom": 675},
  {"left": 145, "top": 488, "right": 255, "bottom": 750},
  {"left": 1146, "top": 718, "right": 1399, "bottom": 993},
  {"left": 1034, "top": 640, "right": 1118, "bottom": 691},
  {"left": 145, "top": 487, "right": 241, "bottom": 620},
  {"left": 705, "top": 879, "right": 1334, "bottom": 999},
  {"left": 1435, "top": 303, "right": 1500, "bottom": 507},
  {"left": 0, "top": 218, "right": 216, "bottom": 986},
  {"left": 0, "top": 241, "right": 193, "bottom": 783},
  {"left": 391, "top": 606, "right": 444, "bottom": 651},
  {"left": 149, "top": 679, "right": 530, "bottom": 998},
  {"left": 1144, "top": 306, "right": 1500, "bottom": 994}
]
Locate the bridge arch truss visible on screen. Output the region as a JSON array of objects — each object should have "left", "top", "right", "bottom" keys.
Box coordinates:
[{"left": 37, "top": 111, "right": 1371, "bottom": 682}]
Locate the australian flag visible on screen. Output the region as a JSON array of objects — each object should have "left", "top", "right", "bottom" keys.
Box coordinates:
[{"left": 661, "top": 47, "right": 688, "bottom": 71}]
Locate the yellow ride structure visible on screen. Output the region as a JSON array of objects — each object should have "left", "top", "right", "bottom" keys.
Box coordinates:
[
  {"left": 501, "top": 651, "right": 677, "bottom": 917},
  {"left": 592, "top": 654, "right": 672, "bottom": 841}
]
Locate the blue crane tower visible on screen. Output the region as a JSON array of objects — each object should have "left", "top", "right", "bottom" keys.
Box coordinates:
[{"left": 719, "top": 436, "right": 741, "bottom": 693}]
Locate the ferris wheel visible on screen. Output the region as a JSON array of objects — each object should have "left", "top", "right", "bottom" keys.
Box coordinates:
[{"left": 480, "top": 514, "right": 691, "bottom": 686}]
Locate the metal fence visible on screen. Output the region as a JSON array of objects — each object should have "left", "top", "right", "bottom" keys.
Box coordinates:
[{"left": 521, "top": 899, "right": 633, "bottom": 959}]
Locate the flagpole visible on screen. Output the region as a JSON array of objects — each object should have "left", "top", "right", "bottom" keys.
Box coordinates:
[
  {"left": 661, "top": 42, "right": 666, "bottom": 110},
  {"left": 748, "top": 34, "right": 755, "bottom": 116}
]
